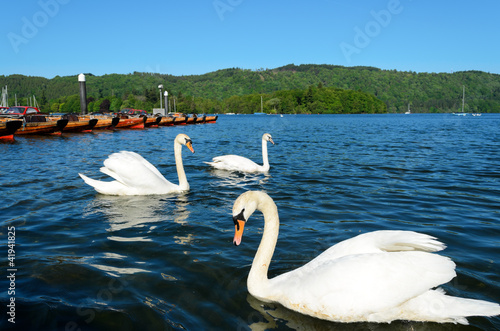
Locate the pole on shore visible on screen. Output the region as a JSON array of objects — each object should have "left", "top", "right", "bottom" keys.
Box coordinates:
[
  {"left": 164, "top": 91, "right": 168, "bottom": 114},
  {"left": 158, "top": 84, "right": 163, "bottom": 110},
  {"left": 78, "top": 73, "right": 87, "bottom": 115}
]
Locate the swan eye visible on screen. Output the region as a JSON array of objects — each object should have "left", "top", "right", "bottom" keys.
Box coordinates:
[{"left": 233, "top": 209, "right": 246, "bottom": 230}]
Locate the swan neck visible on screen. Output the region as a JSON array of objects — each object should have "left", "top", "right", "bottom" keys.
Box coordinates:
[
  {"left": 174, "top": 141, "right": 189, "bottom": 190},
  {"left": 247, "top": 195, "right": 279, "bottom": 299},
  {"left": 261, "top": 138, "right": 270, "bottom": 170}
]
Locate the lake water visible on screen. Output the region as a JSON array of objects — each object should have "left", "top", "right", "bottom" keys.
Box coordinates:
[{"left": 1, "top": 114, "right": 499, "bottom": 330}]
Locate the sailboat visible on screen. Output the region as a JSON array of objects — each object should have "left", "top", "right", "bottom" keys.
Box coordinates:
[
  {"left": 254, "top": 96, "right": 265, "bottom": 115},
  {"left": 452, "top": 85, "right": 471, "bottom": 116},
  {"left": 404, "top": 103, "right": 411, "bottom": 114}
]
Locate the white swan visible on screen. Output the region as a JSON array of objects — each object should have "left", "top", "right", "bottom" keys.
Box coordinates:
[
  {"left": 231, "top": 191, "right": 500, "bottom": 324},
  {"left": 205, "top": 133, "right": 274, "bottom": 172},
  {"left": 79, "top": 134, "right": 194, "bottom": 195}
]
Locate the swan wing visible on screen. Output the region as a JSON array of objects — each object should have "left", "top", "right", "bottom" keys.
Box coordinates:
[
  {"left": 269, "top": 251, "right": 456, "bottom": 322},
  {"left": 98, "top": 151, "right": 177, "bottom": 194},
  {"left": 308, "top": 230, "right": 445, "bottom": 267},
  {"left": 205, "top": 155, "right": 262, "bottom": 172}
]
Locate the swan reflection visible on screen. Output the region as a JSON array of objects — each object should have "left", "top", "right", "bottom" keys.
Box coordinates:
[
  {"left": 83, "top": 193, "right": 195, "bottom": 276},
  {"left": 209, "top": 168, "right": 270, "bottom": 188},
  {"left": 246, "top": 294, "right": 400, "bottom": 331},
  {"left": 84, "top": 193, "right": 191, "bottom": 231}
]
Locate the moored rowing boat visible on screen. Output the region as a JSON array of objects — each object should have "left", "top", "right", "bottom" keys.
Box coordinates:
[
  {"left": 48, "top": 114, "right": 98, "bottom": 133},
  {"left": 0, "top": 120, "right": 23, "bottom": 139},
  {"left": 144, "top": 116, "right": 162, "bottom": 128},
  {"left": 173, "top": 116, "right": 188, "bottom": 125},
  {"left": 115, "top": 116, "right": 146, "bottom": 129},
  {"left": 88, "top": 116, "right": 120, "bottom": 130},
  {"left": 158, "top": 116, "right": 174, "bottom": 126},
  {"left": 64, "top": 118, "right": 98, "bottom": 132},
  {"left": 205, "top": 115, "right": 218, "bottom": 123},
  {"left": 15, "top": 116, "right": 68, "bottom": 135}
]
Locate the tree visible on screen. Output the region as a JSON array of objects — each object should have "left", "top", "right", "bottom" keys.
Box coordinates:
[
  {"left": 51, "top": 103, "right": 60, "bottom": 112},
  {"left": 266, "top": 98, "right": 281, "bottom": 113},
  {"left": 110, "top": 97, "right": 122, "bottom": 111},
  {"left": 99, "top": 99, "right": 111, "bottom": 111}
]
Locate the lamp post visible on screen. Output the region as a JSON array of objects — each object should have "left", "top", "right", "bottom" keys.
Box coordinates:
[
  {"left": 164, "top": 91, "right": 168, "bottom": 114},
  {"left": 78, "top": 73, "right": 87, "bottom": 115},
  {"left": 158, "top": 84, "right": 163, "bottom": 109}
]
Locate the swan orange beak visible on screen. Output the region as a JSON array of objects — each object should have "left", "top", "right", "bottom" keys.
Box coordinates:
[
  {"left": 269, "top": 137, "right": 275, "bottom": 145},
  {"left": 186, "top": 141, "right": 195, "bottom": 153},
  {"left": 233, "top": 219, "right": 245, "bottom": 246}
]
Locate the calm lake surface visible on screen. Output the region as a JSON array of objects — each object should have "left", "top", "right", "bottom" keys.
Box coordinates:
[{"left": 1, "top": 114, "right": 499, "bottom": 331}]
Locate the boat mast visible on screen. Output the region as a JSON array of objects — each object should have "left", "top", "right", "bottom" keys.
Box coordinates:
[{"left": 462, "top": 85, "right": 465, "bottom": 113}]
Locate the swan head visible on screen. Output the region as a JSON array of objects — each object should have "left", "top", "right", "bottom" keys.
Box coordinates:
[
  {"left": 232, "top": 191, "right": 269, "bottom": 246},
  {"left": 262, "top": 133, "right": 274, "bottom": 145},
  {"left": 175, "top": 134, "right": 195, "bottom": 153}
]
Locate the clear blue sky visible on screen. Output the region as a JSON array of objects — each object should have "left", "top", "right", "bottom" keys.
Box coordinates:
[{"left": 2, "top": 0, "right": 499, "bottom": 78}]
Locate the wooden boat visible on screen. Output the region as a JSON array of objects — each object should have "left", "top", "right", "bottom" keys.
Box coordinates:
[
  {"left": 144, "top": 116, "right": 162, "bottom": 128},
  {"left": 0, "top": 120, "right": 23, "bottom": 139},
  {"left": 174, "top": 116, "right": 188, "bottom": 125},
  {"left": 15, "top": 115, "right": 68, "bottom": 135},
  {"left": 65, "top": 118, "right": 98, "bottom": 132},
  {"left": 89, "top": 116, "right": 120, "bottom": 130},
  {"left": 115, "top": 116, "right": 146, "bottom": 129},
  {"left": 158, "top": 116, "right": 175, "bottom": 126},
  {"left": 167, "top": 113, "right": 189, "bottom": 125},
  {"left": 186, "top": 114, "right": 217, "bottom": 124},
  {"left": 49, "top": 114, "right": 98, "bottom": 133},
  {"left": 205, "top": 115, "right": 218, "bottom": 123},
  {"left": 195, "top": 115, "right": 206, "bottom": 124}
]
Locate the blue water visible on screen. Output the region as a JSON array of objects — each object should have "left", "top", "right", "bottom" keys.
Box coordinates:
[{"left": 1, "top": 114, "right": 499, "bottom": 330}]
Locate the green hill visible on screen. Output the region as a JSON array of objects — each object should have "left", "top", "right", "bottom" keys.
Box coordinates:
[{"left": 1, "top": 64, "right": 499, "bottom": 114}]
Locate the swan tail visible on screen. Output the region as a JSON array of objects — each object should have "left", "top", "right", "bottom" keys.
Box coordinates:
[
  {"left": 78, "top": 173, "right": 129, "bottom": 195},
  {"left": 204, "top": 159, "right": 232, "bottom": 170},
  {"left": 375, "top": 231, "right": 446, "bottom": 252},
  {"left": 394, "top": 289, "right": 500, "bottom": 325}
]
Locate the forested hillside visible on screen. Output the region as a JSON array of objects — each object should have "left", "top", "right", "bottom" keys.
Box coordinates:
[{"left": 1, "top": 64, "right": 499, "bottom": 114}]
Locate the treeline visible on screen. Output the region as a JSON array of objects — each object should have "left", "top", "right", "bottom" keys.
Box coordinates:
[
  {"left": 1, "top": 64, "right": 499, "bottom": 113},
  {"left": 32, "top": 83, "right": 386, "bottom": 115},
  {"left": 222, "top": 84, "right": 386, "bottom": 114}
]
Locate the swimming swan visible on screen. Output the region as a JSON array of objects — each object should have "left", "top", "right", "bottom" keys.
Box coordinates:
[
  {"left": 79, "top": 134, "right": 194, "bottom": 195},
  {"left": 205, "top": 133, "right": 274, "bottom": 172},
  {"left": 231, "top": 191, "right": 500, "bottom": 324}
]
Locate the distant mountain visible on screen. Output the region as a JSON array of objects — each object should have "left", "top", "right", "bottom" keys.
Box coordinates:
[{"left": 1, "top": 64, "right": 499, "bottom": 113}]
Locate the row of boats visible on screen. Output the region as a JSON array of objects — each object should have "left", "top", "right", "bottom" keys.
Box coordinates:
[{"left": 0, "top": 112, "right": 218, "bottom": 139}]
